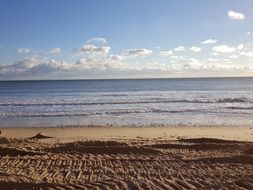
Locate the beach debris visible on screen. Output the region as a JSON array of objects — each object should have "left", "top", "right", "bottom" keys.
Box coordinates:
[
  {"left": 29, "top": 132, "right": 53, "bottom": 139},
  {"left": 0, "top": 129, "right": 11, "bottom": 144}
]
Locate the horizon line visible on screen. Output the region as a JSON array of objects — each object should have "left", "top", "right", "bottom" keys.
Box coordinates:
[{"left": 1, "top": 76, "right": 253, "bottom": 82}]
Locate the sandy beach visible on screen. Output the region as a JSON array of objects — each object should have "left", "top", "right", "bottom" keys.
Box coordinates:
[
  {"left": 1, "top": 0, "right": 253, "bottom": 189},
  {"left": 0, "top": 125, "right": 252, "bottom": 189},
  {"left": 2, "top": 125, "right": 253, "bottom": 142}
]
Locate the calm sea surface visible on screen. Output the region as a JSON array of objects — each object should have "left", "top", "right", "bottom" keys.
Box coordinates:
[{"left": 1, "top": 78, "right": 253, "bottom": 127}]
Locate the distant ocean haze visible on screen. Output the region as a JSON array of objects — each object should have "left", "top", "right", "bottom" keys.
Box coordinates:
[{"left": 0, "top": 78, "right": 253, "bottom": 127}]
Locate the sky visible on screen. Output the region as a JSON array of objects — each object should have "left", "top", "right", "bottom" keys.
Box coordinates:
[{"left": 0, "top": 0, "right": 253, "bottom": 80}]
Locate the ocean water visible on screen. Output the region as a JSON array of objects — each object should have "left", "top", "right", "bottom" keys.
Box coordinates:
[{"left": 0, "top": 77, "right": 253, "bottom": 127}]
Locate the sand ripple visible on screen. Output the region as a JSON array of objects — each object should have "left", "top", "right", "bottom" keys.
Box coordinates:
[{"left": 0, "top": 137, "right": 252, "bottom": 189}]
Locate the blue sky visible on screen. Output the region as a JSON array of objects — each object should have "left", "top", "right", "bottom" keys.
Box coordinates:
[{"left": 0, "top": 0, "right": 253, "bottom": 79}]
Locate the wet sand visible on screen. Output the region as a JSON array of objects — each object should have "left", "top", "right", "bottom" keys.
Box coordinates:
[{"left": 0, "top": 126, "right": 252, "bottom": 189}]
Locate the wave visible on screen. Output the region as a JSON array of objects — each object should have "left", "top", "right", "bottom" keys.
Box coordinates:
[
  {"left": 0, "top": 97, "right": 251, "bottom": 107},
  {"left": 0, "top": 108, "right": 199, "bottom": 118},
  {"left": 2, "top": 106, "right": 253, "bottom": 118},
  {"left": 227, "top": 106, "right": 253, "bottom": 110}
]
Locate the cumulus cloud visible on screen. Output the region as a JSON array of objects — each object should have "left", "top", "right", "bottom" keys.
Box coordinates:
[
  {"left": 182, "top": 58, "right": 202, "bottom": 69},
  {"left": 123, "top": 48, "right": 152, "bottom": 57},
  {"left": 229, "top": 55, "right": 239, "bottom": 59},
  {"left": 228, "top": 10, "right": 245, "bottom": 20},
  {"left": 12, "top": 57, "right": 71, "bottom": 72},
  {"left": 208, "top": 58, "right": 218, "bottom": 62},
  {"left": 13, "top": 57, "right": 39, "bottom": 70},
  {"left": 4, "top": 36, "right": 253, "bottom": 79},
  {"left": 80, "top": 44, "right": 111, "bottom": 54},
  {"left": 201, "top": 39, "right": 217, "bottom": 44},
  {"left": 3, "top": 39, "right": 122, "bottom": 77},
  {"left": 2, "top": 52, "right": 253, "bottom": 78},
  {"left": 173, "top": 46, "right": 201, "bottom": 52},
  {"left": 237, "top": 44, "right": 244, "bottom": 50},
  {"left": 212, "top": 45, "right": 236, "bottom": 53},
  {"left": 0, "top": 54, "right": 123, "bottom": 76},
  {"left": 48, "top": 48, "right": 61, "bottom": 54},
  {"left": 109, "top": 54, "right": 124, "bottom": 61},
  {"left": 240, "top": 51, "right": 253, "bottom": 57},
  {"left": 18, "top": 48, "right": 30, "bottom": 53},
  {"left": 170, "top": 55, "right": 179, "bottom": 59},
  {"left": 174, "top": 46, "right": 186, "bottom": 52},
  {"left": 87, "top": 37, "right": 107, "bottom": 44},
  {"left": 189, "top": 47, "right": 201, "bottom": 52},
  {"left": 1, "top": 57, "right": 53, "bottom": 75},
  {"left": 160, "top": 50, "right": 173, "bottom": 57}
]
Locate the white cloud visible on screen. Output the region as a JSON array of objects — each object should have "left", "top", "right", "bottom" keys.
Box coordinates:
[
  {"left": 201, "top": 39, "right": 217, "bottom": 44},
  {"left": 123, "top": 48, "right": 152, "bottom": 57},
  {"left": 229, "top": 55, "right": 239, "bottom": 59},
  {"left": 18, "top": 48, "right": 30, "bottom": 53},
  {"left": 109, "top": 54, "right": 124, "bottom": 62},
  {"left": 240, "top": 51, "right": 253, "bottom": 57},
  {"left": 237, "top": 44, "right": 244, "bottom": 50},
  {"left": 160, "top": 50, "right": 173, "bottom": 57},
  {"left": 48, "top": 48, "right": 61, "bottom": 54},
  {"left": 2, "top": 52, "right": 253, "bottom": 78},
  {"left": 223, "top": 59, "right": 232, "bottom": 63},
  {"left": 247, "top": 32, "right": 251, "bottom": 35},
  {"left": 87, "top": 37, "right": 107, "bottom": 44},
  {"left": 80, "top": 44, "right": 111, "bottom": 54},
  {"left": 173, "top": 46, "right": 201, "bottom": 52},
  {"left": 4, "top": 37, "right": 253, "bottom": 79},
  {"left": 76, "top": 58, "right": 116, "bottom": 70},
  {"left": 212, "top": 45, "right": 236, "bottom": 53},
  {"left": 0, "top": 53, "right": 124, "bottom": 76},
  {"left": 174, "top": 46, "right": 186, "bottom": 51},
  {"left": 228, "top": 10, "right": 245, "bottom": 20},
  {"left": 14, "top": 57, "right": 39, "bottom": 69},
  {"left": 208, "top": 58, "right": 218, "bottom": 62},
  {"left": 183, "top": 58, "right": 202, "bottom": 69},
  {"left": 170, "top": 55, "right": 179, "bottom": 59},
  {"left": 0, "top": 57, "right": 72, "bottom": 75},
  {"left": 190, "top": 46, "right": 201, "bottom": 52}
]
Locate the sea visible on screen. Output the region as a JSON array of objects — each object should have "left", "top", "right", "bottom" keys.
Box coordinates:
[{"left": 0, "top": 77, "right": 253, "bottom": 127}]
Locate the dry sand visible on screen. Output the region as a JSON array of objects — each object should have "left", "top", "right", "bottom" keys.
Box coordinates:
[
  {"left": 2, "top": 125, "right": 253, "bottom": 143},
  {"left": 0, "top": 126, "right": 252, "bottom": 189}
]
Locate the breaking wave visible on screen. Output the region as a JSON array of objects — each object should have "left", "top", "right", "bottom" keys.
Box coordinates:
[{"left": 0, "top": 97, "right": 251, "bottom": 107}]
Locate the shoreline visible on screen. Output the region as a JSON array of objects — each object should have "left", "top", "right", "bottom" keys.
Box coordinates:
[{"left": 1, "top": 125, "right": 253, "bottom": 142}]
